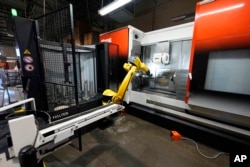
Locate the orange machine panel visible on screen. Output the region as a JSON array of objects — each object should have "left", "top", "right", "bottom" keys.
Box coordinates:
[
  {"left": 100, "top": 27, "right": 129, "bottom": 58},
  {"left": 99, "top": 27, "right": 129, "bottom": 82},
  {"left": 186, "top": 0, "right": 250, "bottom": 103},
  {"left": 194, "top": 0, "right": 250, "bottom": 53}
]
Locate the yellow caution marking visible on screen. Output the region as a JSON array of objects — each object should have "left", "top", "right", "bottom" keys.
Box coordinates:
[
  {"left": 15, "top": 109, "right": 25, "bottom": 113},
  {"left": 24, "top": 49, "right": 31, "bottom": 55}
]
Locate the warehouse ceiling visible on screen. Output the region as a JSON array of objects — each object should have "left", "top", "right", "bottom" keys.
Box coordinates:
[
  {"left": 0, "top": 0, "right": 68, "bottom": 45},
  {"left": 0, "top": 0, "right": 175, "bottom": 45},
  {"left": 69, "top": 0, "right": 173, "bottom": 28}
]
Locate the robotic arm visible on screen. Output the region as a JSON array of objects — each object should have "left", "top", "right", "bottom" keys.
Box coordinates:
[
  {"left": 129, "top": 56, "right": 150, "bottom": 74},
  {"left": 3, "top": 56, "right": 148, "bottom": 166},
  {"left": 102, "top": 56, "right": 150, "bottom": 105}
]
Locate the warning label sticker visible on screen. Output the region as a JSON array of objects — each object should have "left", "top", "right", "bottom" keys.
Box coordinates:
[
  {"left": 23, "top": 56, "right": 33, "bottom": 63},
  {"left": 24, "top": 49, "right": 31, "bottom": 55}
]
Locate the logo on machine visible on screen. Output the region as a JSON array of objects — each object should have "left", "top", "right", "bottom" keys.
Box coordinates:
[
  {"left": 51, "top": 111, "right": 69, "bottom": 120},
  {"left": 101, "top": 37, "right": 112, "bottom": 43}
]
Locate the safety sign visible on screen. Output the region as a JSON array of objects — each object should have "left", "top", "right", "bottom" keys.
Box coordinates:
[
  {"left": 24, "top": 49, "right": 31, "bottom": 55},
  {"left": 23, "top": 56, "right": 33, "bottom": 63},
  {"left": 24, "top": 64, "right": 35, "bottom": 72}
]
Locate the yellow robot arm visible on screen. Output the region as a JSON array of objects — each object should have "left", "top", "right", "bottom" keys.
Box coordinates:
[
  {"left": 130, "top": 56, "right": 150, "bottom": 73},
  {"left": 102, "top": 56, "right": 150, "bottom": 105}
]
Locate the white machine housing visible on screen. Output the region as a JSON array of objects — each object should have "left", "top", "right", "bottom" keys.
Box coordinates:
[{"left": 124, "top": 23, "right": 249, "bottom": 140}]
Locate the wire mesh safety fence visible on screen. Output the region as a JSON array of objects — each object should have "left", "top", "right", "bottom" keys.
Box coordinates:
[{"left": 35, "top": 5, "right": 77, "bottom": 111}]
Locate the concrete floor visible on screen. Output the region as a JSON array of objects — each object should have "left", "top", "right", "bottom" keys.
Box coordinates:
[{"left": 44, "top": 113, "right": 229, "bottom": 167}]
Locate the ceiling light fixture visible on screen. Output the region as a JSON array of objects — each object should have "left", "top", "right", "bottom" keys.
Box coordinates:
[{"left": 98, "top": 0, "right": 133, "bottom": 16}]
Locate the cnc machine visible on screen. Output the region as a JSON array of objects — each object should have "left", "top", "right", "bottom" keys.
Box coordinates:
[{"left": 99, "top": 0, "right": 250, "bottom": 151}]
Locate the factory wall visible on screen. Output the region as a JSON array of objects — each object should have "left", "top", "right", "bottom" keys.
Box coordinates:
[
  {"left": 0, "top": 44, "right": 17, "bottom": 69},
  {"left": 115, "top": 0, "right": 200, "bottom": 32}
]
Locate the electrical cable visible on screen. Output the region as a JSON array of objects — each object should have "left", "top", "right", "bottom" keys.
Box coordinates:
[{"left": 182, "top": 137, "right": 229, "bottom": 159}]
